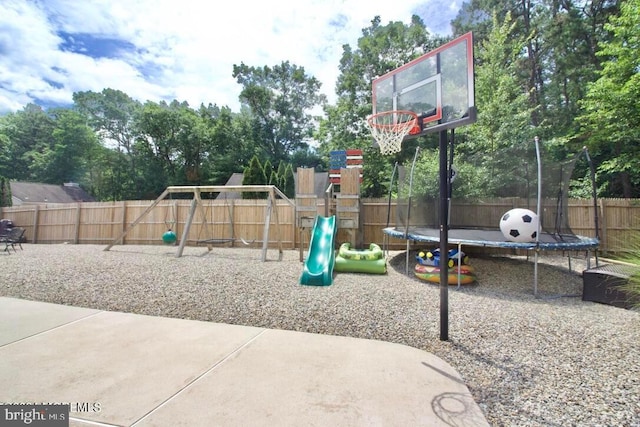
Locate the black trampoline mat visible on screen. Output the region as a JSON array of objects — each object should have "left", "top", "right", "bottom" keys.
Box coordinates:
[{"left": 384, "top": 227, "right": 599, "bottom": 250}]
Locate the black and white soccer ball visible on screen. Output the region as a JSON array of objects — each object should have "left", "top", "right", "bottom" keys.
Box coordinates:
[{"left": 499, "top": 208, "right": 539, "bottom": 243}]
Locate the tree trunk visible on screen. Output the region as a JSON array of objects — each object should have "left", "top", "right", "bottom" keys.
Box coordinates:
[{"left": 620, "top": 172, "right": 633, "bottom": 198}]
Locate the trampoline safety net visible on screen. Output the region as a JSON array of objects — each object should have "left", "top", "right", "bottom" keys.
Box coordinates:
[{"left": 392, "top": 143, "right": 595, "bottom": 244}]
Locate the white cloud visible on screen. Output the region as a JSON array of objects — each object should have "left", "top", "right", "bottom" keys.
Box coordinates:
[{"left": 0, "top": 0, "right": 456, "bottom": 114}]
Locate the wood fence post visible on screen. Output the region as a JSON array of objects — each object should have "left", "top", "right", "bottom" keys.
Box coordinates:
[
  {"left": 120, "top": 201, "right": 127, "bottom": 244},
  {"left": 599, "top": 198, "right": 607, "bottom": 252},
  {"left": 74, "top": 203, "right": 81, "bottom": 244},
  {"left": 32, "top": 205, "right": 39, "bottom": 243}
]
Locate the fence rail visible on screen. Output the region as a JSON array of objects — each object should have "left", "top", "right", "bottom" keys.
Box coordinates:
[{"left": 1, "top": 198, "right": 639, "bottom": 253}]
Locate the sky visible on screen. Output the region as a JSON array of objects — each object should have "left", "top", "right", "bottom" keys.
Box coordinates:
[{"left": 0, "top": 0, "right": 460, "bottom": 115}]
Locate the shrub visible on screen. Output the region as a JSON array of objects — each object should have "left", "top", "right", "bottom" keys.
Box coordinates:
[{"left": 619, "top": 233, "right": 640, "bottom": 309}]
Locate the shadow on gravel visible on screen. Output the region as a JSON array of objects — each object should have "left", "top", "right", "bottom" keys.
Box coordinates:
[{"left": 448, "top": 341, "right": 566, "bottom": 427}]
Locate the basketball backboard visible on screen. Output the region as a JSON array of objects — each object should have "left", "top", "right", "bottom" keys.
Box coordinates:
[{"left": 371, "top": 32, "right": 476, "bottom": 138}]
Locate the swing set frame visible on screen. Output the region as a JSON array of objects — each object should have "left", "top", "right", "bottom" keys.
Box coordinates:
[{"left": 104, "top": 185, "right": 292, "bottom": 261}]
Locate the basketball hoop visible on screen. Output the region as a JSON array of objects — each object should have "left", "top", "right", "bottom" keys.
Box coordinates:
[{"left": 367, "top": 110, "right": 419, "bottom": 155}]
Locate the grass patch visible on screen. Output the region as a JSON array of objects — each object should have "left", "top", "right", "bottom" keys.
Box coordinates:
[{"left": 615, "top": 233, "right": 640, "bottom": 309}]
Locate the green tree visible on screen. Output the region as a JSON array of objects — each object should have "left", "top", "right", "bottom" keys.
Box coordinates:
[
  {"left": 410, "top": 149, "right": 489, "bottom": 199},
  {"left": 84, "top": 145, "right": 131, "bottom": 201},
  {"left": 451, "top": 0, "right": 514, "bottom": 41},
  {"left": 275, "top": 162, "right": 287, "bottom": 189},
  {"left": 268, "top": 169, "right": 278, "bottom": 188},
  {"left": 290, "top": 147, "right": 325, "bottom": 170},
  {"left": 27, "top": 109, "right": 100, "bottom": 185},
  {"left": 451, "top": 0, "right": 541, "bottom": 117},
  {"left": 73, "top": 89, "right": 142, "bottom": 198},
  {"left": 242, "top": 155, "right": 267, "bottom": 199},
  {"left": 0, "top": 176, "right": 11, "bottom": 207},
  {"left": 135, "top": 100, "right": 214, "bottom": 188},
  {"left": 0, "top": 122, "right": 12, "bottom": 178},
  {"left": 452, "top": 0, "right": 619, "bottom": 138},
  {"left": 200, "top": 105, "right": 254, "bottom": 186},
  {"left": 262, "top": 159, "right": 274, "bottom": 185},
  {"left": 73, "top": 89, "right": 140, "bottom": 155},
  {"left": 0, "top": 104, "right": 55, "bottom": 181},
  {"left": 456, "top": 12, "right": 537, "bottom": 196},
  {"left": 461, "top": 12, "right": 536, "bottom": 147},
  {"left": 232, "top": 61, "right": 327, "bottom": 165},
  {"left": 535, "top": 0, "right": 618, "bottom": 134},
  {"left": 282, "top": 163, "right": 295, "bottom": 198},
  {"left": 577, "top": 0, "right": 640, "bottom": 197},
  {"left": 316, "top": 16, "right": 447, "bottom": 197}
]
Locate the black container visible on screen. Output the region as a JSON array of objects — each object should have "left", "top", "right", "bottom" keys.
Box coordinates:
[{"left": 582, "top": 264, "right": 639, "bottom": 309}]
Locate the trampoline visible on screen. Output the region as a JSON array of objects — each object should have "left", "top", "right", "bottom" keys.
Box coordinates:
[
  {"left": 383, "top": 137, "right": 600, "bottom": 294},
  {"left": 384, "top": 226, "right": 599, "bottom": 251}
]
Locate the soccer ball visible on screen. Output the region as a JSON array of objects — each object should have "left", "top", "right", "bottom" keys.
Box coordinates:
[{"left": 499, "top": 208, "right": 539, "bottom": 243}]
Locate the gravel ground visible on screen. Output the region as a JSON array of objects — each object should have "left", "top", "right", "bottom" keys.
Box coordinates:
[{"left": 1, "top": 244, "right": 639, "bottom": 426}]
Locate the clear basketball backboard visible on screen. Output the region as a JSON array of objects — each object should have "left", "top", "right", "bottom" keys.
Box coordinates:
[{"left": 371, "top": 32, "right": 476, "bottom": 138}]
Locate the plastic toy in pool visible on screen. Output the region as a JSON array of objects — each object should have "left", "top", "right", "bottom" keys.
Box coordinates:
[
  {"left": 415, "top": 249, "right": 476, "bottom": 285},
  {"left": 416, "top": 248, "right": 469, "bottom": 268}
]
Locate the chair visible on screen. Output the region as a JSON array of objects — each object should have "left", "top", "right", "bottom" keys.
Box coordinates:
[{"left": 2, "top": 227, "right": 25, "bottom": 253}]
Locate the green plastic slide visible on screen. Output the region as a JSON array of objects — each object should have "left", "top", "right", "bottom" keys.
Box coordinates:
[{"left": 299, "top": 215, "right": 337, "bottom": 286}]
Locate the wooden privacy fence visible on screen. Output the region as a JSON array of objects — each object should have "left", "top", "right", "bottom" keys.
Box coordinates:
[{"left": 1, "top": 198, "right": 639, "bottom": 253}]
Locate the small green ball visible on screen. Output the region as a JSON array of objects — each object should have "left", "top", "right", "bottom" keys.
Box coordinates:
[{"left": 162, "top": 230, "right": 177, "bottom": 244}]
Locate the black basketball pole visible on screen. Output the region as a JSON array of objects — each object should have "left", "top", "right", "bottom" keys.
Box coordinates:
[{"left": 439, "top": 129, "right": 450, "bottom": 341}]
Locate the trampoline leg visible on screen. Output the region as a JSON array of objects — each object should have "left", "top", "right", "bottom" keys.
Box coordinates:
[
  {"left": 567, "top": 253, "right": 573, "bottom": 273},
  {"left": 534, "top": 250, "right": 539, "bottom": 297},
  {"left": 457, "top": 243, "right": 463, "bottom": 289},
  {"left": 405, "top": 240, "right": 410, "bottom": 275}
]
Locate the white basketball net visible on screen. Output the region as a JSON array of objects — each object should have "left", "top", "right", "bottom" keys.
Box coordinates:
[{"left": 367, "top": 111, "right": 417, "bottom": 155}]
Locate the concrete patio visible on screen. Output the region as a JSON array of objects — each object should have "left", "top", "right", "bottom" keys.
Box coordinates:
[{"left": 0, "top": 296, "right": 488, "bottom": 426}]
